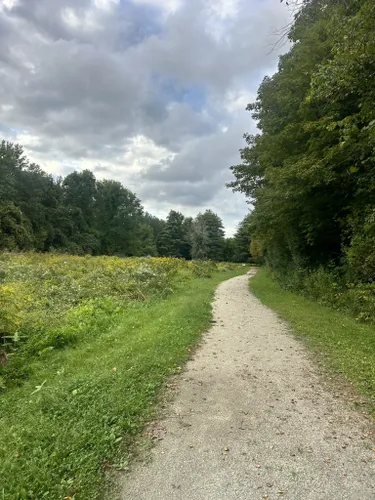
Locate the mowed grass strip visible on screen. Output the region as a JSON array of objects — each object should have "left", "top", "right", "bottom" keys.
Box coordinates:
[
  {"left": 250, "top": 268, "right": 375, "bottom": 414},
  {"left": 0, "top": 269, "right": 243, "bottom": 500}
]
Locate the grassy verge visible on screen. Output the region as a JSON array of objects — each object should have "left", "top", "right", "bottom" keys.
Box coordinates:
[
  {"left": 250, "top": 268, "right": 375, "bottom": 414},
  {"left": 0, "top": 268, "right": 244, "bottom": 500}
]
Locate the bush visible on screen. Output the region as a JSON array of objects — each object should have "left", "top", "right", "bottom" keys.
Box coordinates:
[
  {"left": 190, "top": 260, "right": 218, "bottom": 278},
  {"left": 273, "top": 265, "right": 375, "bottom": 323},
  {"left": 346, "top": 208, "right": 375, "bottom": 283}
]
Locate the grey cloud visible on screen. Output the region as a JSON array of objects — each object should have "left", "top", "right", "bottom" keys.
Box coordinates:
[
  {"left": 8, "top": 0, "right": 163, "bottom": 50},
  {"left": 144, "top": 102, "right": 217, "bottom": 149},
  {"left": 137, "top": 120, "right": 249, "bottom": 208},
  {"left": 92, "top": 164, "right": 111, "bottom": 173},
  {"left": 9, "top": 0, "right": 91, "bottom": 42},
  {"left": 138, "top": 179, "right": 222, "bottom": 206},
  {"left": 138, "top": 0, "right": 289, "bottom": 92},
  {"left": 143, "top": 126, "right": 243, "bottom": 184},
  {"left": 0, "top": 0, "right": 290, "bottom": 230},
  {"left": 0, "top": 0, "right": 288, "bottom": 153}
]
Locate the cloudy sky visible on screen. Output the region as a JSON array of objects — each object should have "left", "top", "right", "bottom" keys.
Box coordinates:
[{"left": 0, "top": 0, "right": 290, "bottom": 235}]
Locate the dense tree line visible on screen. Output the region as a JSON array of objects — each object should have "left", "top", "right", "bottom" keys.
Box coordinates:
[
  {"left": 230, "top": 0, "right": 375, "bottom": 282},
  {"left": 0, "top": 140, "right": 250, "bottom": 261}
]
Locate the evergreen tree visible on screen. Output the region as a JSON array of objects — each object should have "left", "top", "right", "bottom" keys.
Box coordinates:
[
  {"left": 190, "top": 210, "right": 225, "bottom": 261},
  {"left": 157, "top": 210, "right": 191, "bottom": 258},
  {"left": 233, "top": 214, "right": 251, "bottom": 262},
  {"left": 223, "top": 238, "right": 235, "bottom": 262}
]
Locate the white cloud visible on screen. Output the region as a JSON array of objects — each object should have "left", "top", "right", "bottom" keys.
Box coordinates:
[
  {"left": 131, "top": 0, "right": 181, "bottom": 15},
  {"left": 61, "top": 8, "right": 82, "bottom": 29},
  {"left": 15, "top": 132, "right": 41, "bottom": 148},
  {"left": 61, "top": 6, "right": 100, "bottom": 31},
  {"left": 124, "top": 136, "right": 175, "bottom": 169},
  {"left": 0, "top": 0, "right": 18, "bottom": 11},
  {"left": 93, "top": 0, "right": 119, "bottom": 11},
  {"left": 225, "top": 89, "right": 254, "bottom": 113},
  {"left": 209, "top": 0, "right": 240, "bottom": 19},
  {"left": 1, "top": 104, "right": 13, "bottom": 112},
  {"left": 204, "top": 0, "right": 240, "bottom": 41}
]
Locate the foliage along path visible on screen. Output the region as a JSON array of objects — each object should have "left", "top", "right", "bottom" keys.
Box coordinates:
[{"left": 121, "top": 273, "right": 375, "bottom": 500}]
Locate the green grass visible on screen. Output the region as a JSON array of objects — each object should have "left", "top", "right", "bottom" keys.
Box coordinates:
[
  {"left": 250, "top": 268, "right": 375, "bottom": 413},
  {"left": 0, "top": 268, "right": 244, "bottom": 500}
]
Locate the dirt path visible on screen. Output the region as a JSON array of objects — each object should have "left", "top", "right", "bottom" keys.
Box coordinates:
[{"left": 121, "top": 273, "right": 375, "bottom": 499}]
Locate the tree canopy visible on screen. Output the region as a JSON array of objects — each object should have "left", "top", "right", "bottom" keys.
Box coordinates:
[
  {"left": 0, "top": 140, "right": 234, "bottom": 261},
  {"left": 229, "top": 0, "right": 375, "bottom": 281}
]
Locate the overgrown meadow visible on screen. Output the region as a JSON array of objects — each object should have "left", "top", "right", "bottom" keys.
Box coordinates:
[
  {"left": 0, "top": 253, "right": 228, "bottom": 387},
  {"left": 0, "top": 253, "right": 242, "bottom": 499}
]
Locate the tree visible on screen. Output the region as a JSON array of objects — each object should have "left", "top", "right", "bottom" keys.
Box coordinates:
[
  {"left": 0, "top": 142, "right": 157, "bottom": 256},
  {"left": 0, "top": 140, "right": 231, "bottom": 260},
  {"left": 133, "top": 224, "right": 158, "bottom": 256},
  {"left": 190, "top": 210, "right": 225, "bottom": 261},
  {"left": 0, "top": 141, "right": 28, "bottom": 203},
  {"left": 156, "top": 226, "right": 173, "bottom": 257},
  {"left": 156, "top": 210, "right": 191, "bottom": 258},
  {"left": 181, "top": 217, "right": 193, "bottom": 260},
  {"left": 190, "top": 217, "right": 210, "bottom": 260},
  {"left": 0, "top": 141, "right": 63, "bottom": 252},
  {"left": 0, "top": 202, "right": 33, "bottom": 251},
  {"left": 233, "top": 214, "right": 252, "bottom": 262},
  {"left": 223, "top": 238, "right": 235, "bottom": 262},
  {"left": 62, "top": 170, "right": 97, "bottom": 226},
  {"left": 95, "top": 179, "right": 144, "bottom": 255},
  {"left": 229, "top": 0, "right": 375, "bottom": 281},
  {"left": 143, "top": 213, "right": 166, "bottom": 250},
  {"left": 17, "top": 163, "right": 59, "bottom": 251}
]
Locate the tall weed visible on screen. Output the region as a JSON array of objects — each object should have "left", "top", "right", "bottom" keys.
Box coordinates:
[
  {"left": 0, "top": 253, "right": 239, "bottom": 387},
  {"left": 274, "top": 265, "right": 375, "bottom": 323}
]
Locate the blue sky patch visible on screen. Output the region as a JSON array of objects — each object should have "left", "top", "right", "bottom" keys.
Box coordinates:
[{"left": 152, "top": 75, "right": 207, "bottom": 111}]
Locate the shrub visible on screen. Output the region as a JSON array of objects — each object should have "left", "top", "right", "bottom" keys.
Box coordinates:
[
  {"left": 191, "top": 260, "right": 218, "bottom": 278},
  {"left": 274, "top": 265, "right": 375, "bottom": 323}
]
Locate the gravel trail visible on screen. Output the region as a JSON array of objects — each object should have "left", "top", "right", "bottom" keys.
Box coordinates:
[{"left": 121, "top": 273, "right": 375, "bottom": 500}]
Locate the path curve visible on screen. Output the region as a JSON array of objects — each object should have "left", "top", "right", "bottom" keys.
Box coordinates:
[{"left": 122, "top": 274, "right": 375, "bottom": 500}]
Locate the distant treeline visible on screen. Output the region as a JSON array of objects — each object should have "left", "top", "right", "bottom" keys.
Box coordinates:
[
  {"left": 229, "top": 0, "right": 375, "bottom": 320},
  {"left": 0, "top": 140, "right": 251, "bottom": 262}
]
